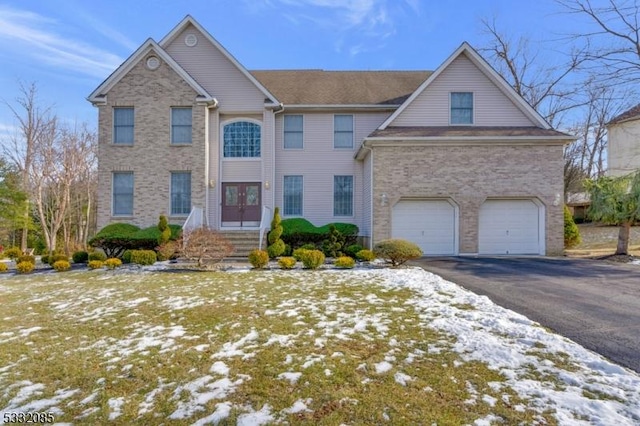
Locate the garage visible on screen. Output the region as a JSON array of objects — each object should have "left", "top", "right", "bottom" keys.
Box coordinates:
[
  {"left": 392, "top": 199, "right": 457, "bottom": 255},
  {"left": 478, "top": 199, "right": 543, "bottom": 255}
]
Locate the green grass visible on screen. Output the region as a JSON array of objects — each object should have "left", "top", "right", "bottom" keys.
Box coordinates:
[{"left": 0, "top": 269, "right": 561, "bottom": 424}]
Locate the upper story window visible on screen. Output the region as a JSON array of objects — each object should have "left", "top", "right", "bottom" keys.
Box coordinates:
[
  {"left": 113, "top": 107, "right": 134, "bottom": 145},
  {"left": 334, "top": 115, "right": 353, "bottom": 149},
  {"left": 223, "top": 121, "right": 261, "bottom": 158},
  {"left": 171, "top": 107, "right": 192, "bottom": 144},
  {"left": 284, "top": 115, "right": 303, "bottom": 149},
  {"left": 450, "top": 92, "right": 473, "bottom": 125}
]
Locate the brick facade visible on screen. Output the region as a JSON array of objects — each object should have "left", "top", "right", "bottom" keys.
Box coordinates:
[
  {"left": 96, "top": 54, "right": 206, "bottom": 229},
  {"left": 371, "top": 143, "right": 565, "bottom": 255}
]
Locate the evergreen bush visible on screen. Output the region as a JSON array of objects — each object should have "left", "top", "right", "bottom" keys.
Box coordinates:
[
  {"left": 300, "top": 249, "right": 325, "bottom": 269},
  {"left": 356, "top": 249, "right": 376, "bottom": 262},
  {"left": 278, "top": 256, "right": 297, "bottom": 270},
  {"left": 88, "top": 251, "right": 107, "bottom": 262},
  {"left": 373, "top": 239, "right": 423, "bottom": 266},
  {"left": 248, "top": 249, "right": 269, "bottom": 269},
  {"left": 105, "top": 258, "right": 123, "bottom": 270},
  {"left": 130, "top": 250, "right": 157, "bottom": 266},
  {"left": 53, "top": 260, "right": 71, "bottom": 272},
  {"left": 16, "top": 261, "right": 34, "bottom": 274},
  {"left": 72, "top": 251, "right": 89, "bottom": 263},
  {"left": 334, "top": 256, "right": 355, "bottom": 269},
  {"left": 88, "top": 260, "right": 104, "bottom": 270},
  {"left": 564, "top": 205, "right": 582, "bottom": 248}
]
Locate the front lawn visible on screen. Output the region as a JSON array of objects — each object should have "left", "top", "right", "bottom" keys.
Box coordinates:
[{"left": 1, "top": 267, "right": 639, "bottom": 424}]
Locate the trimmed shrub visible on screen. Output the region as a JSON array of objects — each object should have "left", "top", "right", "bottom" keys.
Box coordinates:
[
  {"left": 292, "top": 248, "right": 310, "bottom": 262},
  {"left": 49, "top": 254, "right": 69, "bottom": 266},
  {"left": 16, "top": 261, "right": 34, "bottom": 274},
  {"left": 156, "top": 241, "right": 178, "bottom": 261},
  {"left": 122, "top": 250, "right": 132, "bottom": 264},
  {"left": 278, "top": 256, "right": 297, "bottom": 270},
  {"left": 283, "top": 244, "right": 292, "bottom": 257},
  {"left": 248, "top": 249, "right": 269, "bottom": 269},
  {"left": 280, "top": 218, "right": 359, "bottom": 248},
  {"left": 88, "top": 223, "right": 141, "bottom": 258},
  {"left": 4, "top": 247, "right": 22, "bottom": 260},
  {"left": 0, "top": 263, "right": 8, "bottom": 272},
  {"left": 344, "top": 244, "right": 364, "bottom": 259},
  {"left": 130, "top": 250, "right": 157, "bottom": 266},
  {"left": 88, "top": 260, "right": 104, "bottom": 270},
  {"left": 53, "top": 260, "right": 71, "bottom": 272},
  {"left": 158, "top": 215, "right": 171, "bottom": 246},
  {"left": 105, "top": 258, "right": 122, "bottom": 270},
  {"left": 300, "top": 249, "right": 325, "bottom": 269},
  {"left": 267, "top": 239, "right": 285, "bottom": 259},
  {"left": 356, "top": 249, "right": 376, "bottom": 262},
  {"left": 17, "top": 255, "right": 35, "bottom": 265},
  {"left": 334, "top": 256, "right": 355, "bottom": 269},
  {"left": 72, "top": 251, "right": 89, "bottom": 264},
  {"left": 374, "top": 239, "right": 423, "bottom": 266},
  {"left": 322, "top": 224, "right": 345, "bottom": 258},
  {"left": 564, "top": 205, "right": 581, "bottom": 248},
  {"left": 40, "top": 254, "right": 49, "bottom": 265},
  {"left": 88, "top": 251, "right": 107, "bottom": 262}
]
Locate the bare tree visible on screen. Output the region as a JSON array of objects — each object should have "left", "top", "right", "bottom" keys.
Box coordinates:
[
  {"left": 2, "top": 82, "right": 54, "bottom": 252},
  {"left": 556, "top": 0, "right": 640, "bottom": 83}
]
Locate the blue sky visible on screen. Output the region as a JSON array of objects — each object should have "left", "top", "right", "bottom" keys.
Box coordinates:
[{"left": 0, "top": 0, "right": 585, "bottom": 138}]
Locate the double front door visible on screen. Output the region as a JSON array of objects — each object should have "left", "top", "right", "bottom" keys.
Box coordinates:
[{"left": 221, "top": 182, "right": 261, "bottom": 226}]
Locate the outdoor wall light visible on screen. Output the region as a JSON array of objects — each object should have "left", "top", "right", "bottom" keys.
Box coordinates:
[
  {"left": 209, "top": 179, "right": 216, "bottom": 188},
  {"left": 553, "top": 193, "right": 561, "bottom": 207},
  {"left": 380, "top": 193, "right": 388, "bottom": 206},
  {"left": 264, "top": 181, "right": 271, "bottom": 190}
]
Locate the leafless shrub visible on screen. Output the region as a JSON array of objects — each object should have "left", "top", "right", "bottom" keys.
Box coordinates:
[{"left": 177, "top": 228, "right": 234, "bottom": 268}]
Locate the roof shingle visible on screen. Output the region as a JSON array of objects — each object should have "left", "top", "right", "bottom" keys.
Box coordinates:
[{"left": 608, "top": 103, "right": 640, "bottom": 125}]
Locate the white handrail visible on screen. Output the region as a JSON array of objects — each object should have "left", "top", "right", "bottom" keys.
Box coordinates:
[
  {"left": 182, "top": 206, "right": 204, "bottom": 233},
  {"left": 259, "top": 206, "right": 271, "bottom": 250}
]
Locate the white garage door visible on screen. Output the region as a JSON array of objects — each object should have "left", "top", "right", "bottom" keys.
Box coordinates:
[
  {"left": 392, "top": 200, "right": 457, "bottom": 255},
  {"left": 479, "top": 199, "right": 542, "bottom": 255}
]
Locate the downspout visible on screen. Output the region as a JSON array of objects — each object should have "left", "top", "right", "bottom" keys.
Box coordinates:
[{"left": 205, "top": 98, "right": 219, "bottom": 228}]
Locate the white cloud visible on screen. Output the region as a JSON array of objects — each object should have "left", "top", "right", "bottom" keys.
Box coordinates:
[{"left": 0, "top": 5, "right": 124, "bottom": 79}]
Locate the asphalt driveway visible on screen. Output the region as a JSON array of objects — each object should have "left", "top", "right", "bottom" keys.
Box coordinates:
[{"left": 412, "top": 257, "right": 640, "bottom": 373}]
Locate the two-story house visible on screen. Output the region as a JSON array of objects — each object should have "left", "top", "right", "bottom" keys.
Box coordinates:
[{"left": 89, "top": 16, "right": 572, "bottom": 256}]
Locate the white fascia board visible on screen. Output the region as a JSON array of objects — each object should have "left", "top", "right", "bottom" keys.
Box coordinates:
[{"left": 159, "top": 15, "right": 279, "bottom": 105}]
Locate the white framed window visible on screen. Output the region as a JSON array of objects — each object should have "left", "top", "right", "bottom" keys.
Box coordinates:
[
  {"left": 450, "top": 92, "right": 473, "bottom": 124},
  {"left": 113, "top": 107, "right": 134, "bottom": 144},
  {"left": 334, "top": 175, "right": 353, "bottom": 216},
  {"left": 223, "top": 121, "right": 261, "bottom": 157},
  {"left": 284, "top": 115, "right": 303, "bottom": 149},
  {"left": 112, "top": 172, "right": 133, "bottom": 216},
  {"left": 171, "top": 172, "right": 191, "bottom": 216},
  {"left": 171, "top": 107, "right": 192, "bottom": 144},
  {"left": 334, "top": 115, "right": 353, "bottom": 149},
  {"left": 283, "top": 175, "right": 303, "bottom": 216}
]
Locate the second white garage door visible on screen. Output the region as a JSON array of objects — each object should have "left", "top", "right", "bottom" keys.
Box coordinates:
[
  {"left": 392, "top": 199, "right": 457, "bottom": 255},
  {"left": 478, "top": 199, "right": 542, "bottom": 255}
]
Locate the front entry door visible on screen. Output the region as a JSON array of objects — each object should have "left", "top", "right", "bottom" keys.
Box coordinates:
[{"left": 221, "top": 182, "right": 261, "bottom": 226}]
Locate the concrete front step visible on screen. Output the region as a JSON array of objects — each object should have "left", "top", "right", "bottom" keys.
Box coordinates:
[{"left": 219, "top": 231, "right": 267, "bottom": 258}]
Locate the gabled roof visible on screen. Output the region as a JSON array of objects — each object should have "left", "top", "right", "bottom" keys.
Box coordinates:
[
  {"left": 250, "top": 70, "right": 430, "bottom": 106},
  {"left": 608, "top": 102, "right": 640, "bottom": 125},
  {"left": 88, "top": 38, "right": 214, "bottom": 105},
  {"left": 379, "top": 42, "right": 551, "bottom": 130},
  {"left": 159, "top": 15, "right": 279, "bottom": 105}
]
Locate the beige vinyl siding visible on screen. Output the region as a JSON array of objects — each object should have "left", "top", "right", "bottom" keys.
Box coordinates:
[
  {"left": 221, "top": 161, "right": 262, "bottom": 181},
  {"left": 274, "top": 111, "right": 389, "bottom": 231},
  {"left": 164, "top": 24, "right": 266, "bottom": 112},
  {"left": 608, "top": 121, "right": 640, "bottom": 177},
  {"left": 391, "top": 53, "right": 534, "bottom": 127}
]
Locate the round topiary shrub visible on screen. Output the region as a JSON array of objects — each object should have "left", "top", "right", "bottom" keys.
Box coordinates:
[
  {"left": 88, "top": 260, "right": 104, "bottom": 270},
  {"left": 373, "top": 239, "right": 423, "bottom": 267},
  {"left": 72, "top": 251, "right": 89, "bottom": 264},
  {"left": 356, "top": 249, "right": 376, "bottom": 262},
  {"left": 0, "top": 263, "right": 8, "bottom": 273},
  {"left": 17, "top": 255, "right": 36, "bottom": 265},
  {"left": 292, "top": 248, "right": 310, "bottom": 262},
  {"left": 88, "top": 251, "right": 107, "bottom": 262},
  {"left": 4, "top": 247, "right": 22, "bottom": 260},
  {"left": 278, "top": 256, "right": 297, "bottom": 270},
  {"left": 130, "top": 250, "right": 157, "bottom": 266},
  {"left": 300, "top": 249, "right": 325, "bottom": 269},
  {"left": 344, "top": 244, "right": 364, "bottom": 259},
  {"left": 105, "top": 258, "right": 122, "bottom": 270},
  {"left": 16, "top": 261, "right": 34, "bottom": 274},
  {"left": 40, "top": 254, "right": 49, "bottom": 265},
  {"left": 267, "top": 239, "right": 285, "bottom": 259},
  {"left": 248, "top": 249, "right": 269, "bottom": 269},
  {"left": 121, "top": 250, "right": 132, "bottom": 264},
  {"left": 53, "top": 260, "right": 71, "bottom": 272},
  {"left": 48, "top": 254, "right": 69, "bottom": 266},
  {"left": 334, "top": 256, "right": 355, "bottom": 269}
]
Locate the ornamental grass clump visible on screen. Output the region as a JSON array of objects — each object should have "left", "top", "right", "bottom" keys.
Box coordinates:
[
  {"left": 373, "top": 239, "right": 423, "bottom": 266},
  {"left": 334, "top": 256, "right": 355, "bottom": 269},
  {"left": 53, "top": 260, "right": 71, "bottom": 272},
  {"left": 278, "top": 256, "right": 297, "bottom": 270},
  {"left": 248, "top": 249, "right": 269, "bottom": 269}
]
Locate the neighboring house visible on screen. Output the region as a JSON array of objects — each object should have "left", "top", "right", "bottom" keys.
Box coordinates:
[
  {"left": 607, "top": 103, "right": 640, "bottom": 177},
  {"left": 88, "top": 16, "right": 573, "bottom": 256},
  {"left": 566, "top": 192, "right": 591, "bottom": 223}
]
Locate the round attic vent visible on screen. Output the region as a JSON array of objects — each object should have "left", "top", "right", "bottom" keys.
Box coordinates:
[
  {"left": 185, "top": 34, "right": 198, "bottom": 47},
  {"left": 146, "top": 56, "right": 160, "bottom": 70}
]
